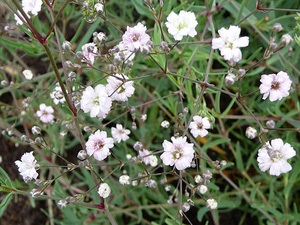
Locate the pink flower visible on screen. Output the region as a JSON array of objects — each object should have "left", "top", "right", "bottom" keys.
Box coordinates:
[
  {"left": 86, "top": 130, "right": 114, "bottom": 161},
  {"left": 160, "top": 136, "right": 194, "bottom": 170},
  {"left": 82, "top": 43, "right": 98, "bottom": 64},
  {"left": 36, "top": 103, "right": 54, "bottom": 123},
  {"left": 122, "top": 22, "right": 151, "bottom": 52},
  {"left": 259, "top": 71, "right": 292, "bottom": 102}
]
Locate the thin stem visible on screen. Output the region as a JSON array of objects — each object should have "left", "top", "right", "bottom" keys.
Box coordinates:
[
  {"left": 45, "top": 0, "right": 72, "bottom": 39},
  {"left": 43, "top": 45, "right": 76, "bottom": 116}
]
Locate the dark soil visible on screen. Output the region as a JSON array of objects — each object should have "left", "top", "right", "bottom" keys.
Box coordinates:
[{"left": 0, "top": 135, "right": 48, "bottom": 225}]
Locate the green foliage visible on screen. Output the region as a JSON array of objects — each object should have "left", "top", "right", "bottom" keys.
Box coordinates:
[{"left": 1, "top": 0, "right": 300, "bottom": 224}]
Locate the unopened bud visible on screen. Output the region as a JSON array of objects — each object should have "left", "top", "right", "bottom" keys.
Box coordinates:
[
  {"left": 281, "top": 34, "right": 293, "bottom": 46},
  {"left": 245, "top": 126, "right": 257, "bottom": 139},
  {"left": 273, "top": 23, "right": 283, "bottom": 32}
]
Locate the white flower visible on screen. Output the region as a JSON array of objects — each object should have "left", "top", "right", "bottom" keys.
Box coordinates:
[
  {"left": 22, "top": 0, "right": 43, "bottom": 16},
  {"left": 122, "top": 22, "right": 151, "bottom": 52},
  {"left": 189, "top": 116, "right": 211, "bottom": 138},
  {"left": 160, "top": 136, "right": 195, "bottom": 170},
  {"left": 98, "top": 183, "right": 111, "bottom": 198},
  {"left": 82, "top": 43, "right": 98, "bottom": 64},
  {"left": 22, "top": 69, "right": 33, "bottom": 80},
  {"left": 257, "top": 138, "right": 296, "bottom": 176},
  {"left": 114, "top": 42, "right": 135, "bottom": 63},
  {"left": 206, "top": 199, "right": 218, "bottom": 209},
  {"left": 14, "top": 10, "right": 30, "bottom": 25},
  {"left": 212, "top": 25, "right": 249, "bottom": 65},
  {"left": 80, "top": 84, "right": 112, "bottom": 119},
  {"left": 165, "top": 10, "right": 198, "bottom": 41},
  {"left": 111, "top": 124, "right": 130, "bottom": 143},
  {"left": 36, "top": 103, "right": 54, "bottom": 123},
  {"left": 15, "top": 151, "right": 38, "bottom": 182},
  {"left": 106, "top": 74, "right": 135, "bottom": 102},
  {"left": 259, "top": 71, "right": 292, "bottom": 102},
  {"left": 119, "top": 175, "right": 130, "bottom": 185},
  {"left": 50, "top": 84, "right": 66, "bottom": 105},
  {"left": 85, "top": 130, "right": 114, "bottom": 161}
]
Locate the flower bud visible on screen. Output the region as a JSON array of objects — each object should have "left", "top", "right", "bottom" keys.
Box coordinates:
[
  {"left": 266, "top": 120, "right": 275, "bottom": 129},
  {"left": 273, "top": 23, "right": 283, "bottom": 32},
  {"left": 225, "top": 72, "right": 236, "bottom": 86},
  {"left": 62, "top": 41, "right": 72, "bottom": 51},
  {"left": 31, "top": 126, "right": 41, "bottom": 135},
  {"left": 77, "top": 150, "right": 87, "bottom": 160},
  {"left": 281, "top": 34, "right": 293, "bottom": 46},
  {"left": 245, "top": 126, "right": 257, "bottom": 139}
]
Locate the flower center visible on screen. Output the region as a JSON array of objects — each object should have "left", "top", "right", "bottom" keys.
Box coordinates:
[
  {"left": 132, "top": 34, "right": 140, "bottom": 42},
  {"left": 93, "top": 97, "right": 100, "bottom": 105},
  {"left": 271, "top": 82, "right": 280, "bottom": 90},
  {"left": 173, "top": 147, "right": 182, "bottom": 159},
  {"left": 96, "top": 141, "right": 104, "bottom": 150},
  {"left": 197, "top": 122, "right": 203, "bottom": 130},
  {"left": 268, "top": 149, "right": 283, "bottom": 161},
  {"left": 117, "top": 85, "right": 125, "bottom": 94},
  {"left": 177, "top": 22, "right": 187, "bottom": 31}
]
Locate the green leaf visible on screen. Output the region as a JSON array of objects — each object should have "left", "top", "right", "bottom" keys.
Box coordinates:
[
  {"left": 0, "top": 193, "right": 13, "bottom": 217},
  {"left": 197, "top": 207, "right": 210, "bottom": 222},
  {"left": 0, "top": 166, "right": 13, "bottom": 187},
  {"left": 131, "top": 0, "right": 152, "bottom": 18}
]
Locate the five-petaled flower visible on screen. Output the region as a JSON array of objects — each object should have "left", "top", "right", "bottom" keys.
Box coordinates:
[
  {"left": 86, "top": 130, "right": 114, "bottom": 161},
  {"left": 165, "top": 10, "right": 198, "bottom": 41},
  {"left": 189, "top": 116, "right": 211, "bottom": 138},
  {"left": 15, "top": 151, "right": 39, "bottom": 182},
  {"left": 257, "top": 138, "right": 296, "bottom": 176},
  {"left": 80, "top": 84, "right": 112, "bottom": 119},
  {"left": 160, "top": 136, "right": 195, "bottom": 170},
  {"left": 106, "top": 74, "right": 135, "bottom": 102},
  {"left": 212, "top": 25, "right": 249, "bottom": 65},
  {"left": 122, "top": 22, "right": 151, "bottom": 52},
  {"left": 111, "top": 124, "right": 131, "bottom": 143},
  {"left": 36, "top": 103, "right": 54, "bottom": 124},
  {"left": 259, "top": 71, "right": 292, "bottom": 102}
]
